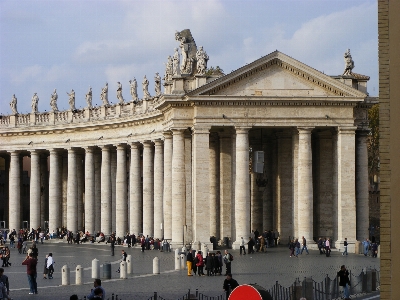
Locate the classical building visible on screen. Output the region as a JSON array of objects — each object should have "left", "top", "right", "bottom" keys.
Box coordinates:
[{"left": 0, "top": 30, "right": 375, "bottom": 251}]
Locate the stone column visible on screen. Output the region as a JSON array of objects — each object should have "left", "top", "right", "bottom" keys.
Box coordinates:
[
  {"left": 129, "top": 142, "right": 142, "bottom": 235},
  {"left": 67, "top": 148, "right": 78, "bottom": 233},
  {"left": 142, "top": 141, "right": 154, "bottom": 237},
  {"left": 49, "top": 149, "right": 61, "bottom": 232},
  {"left": 9, "top": 151, "right": 21, "bottom": 231},
  {"left": 94, "top": 150, "right": 101, "bottom": 232},
  {"left": 356, "top": 130, "right": 369, "bottom": 241},
  {"left": 116, "top": 144, "right": 127, "bottom": 238},
  {"left": 233, "top": 127, "right": 251, "bottom": 248},
  {"left": 297, "top": 128, "right": 313, "bottom": 241},
  {"left": 62, "top": 152, "right": 68, "bottom": 227},
  {"left": 171, "top": 129, "right": 185, "bottom": 246},
  {"left": 84, "top": 147, "right": 95, "bottom": 234},
  {"left": 153, "top": 139, "right": 164, "bottom": 239},
  {"left": 163, "top": 132, "right": 173, "bottom": 240},
  {"left": 292, "top": 131, "right": 299, "bottom": 238},
  {"left": 77, "top": 153, "right": 84, "bottom": 230},
  {"left": 101, "top": 146, "right": 112, "bottom": 235},
  {"left": 40, "top": 153, "right": 49, "bottom": 228},
  {"left": 30, "top": 150, "right": 41, "bottom": 230},
  {"left": 111, "top": 149, "right": 117, "bottom": 231},
  {"left": 219, "top": 131, "right": 232, "bottom": 241},
  {"left": 263, "top": 137, "right": 273, "bottom": 232},
  {"left": 336, "top": 127, "right": 357, "bottom": 252},
  {"left": 209, "top": 133, "right": 219, "bottom": 238},
  {"left": 184, "top": 132, "right": 192, "bottom": 242}
]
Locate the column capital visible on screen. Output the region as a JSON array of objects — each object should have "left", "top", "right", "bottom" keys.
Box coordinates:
[
  {"left": 84, "top": 146, "right": 96, "bottom": 153},
  {"left": 338, "top": 126, "right": 357, "bottom": 135},
  {"left": 191, "top": 126, "right": 210, "bottom": 134},
  {"left": 163, "top": 130, "right": 173, "bottom": 139},
  {"left": 116, "top": 143, "right": 127, "bottom": 150},
  {"left": 142, "top": 140, "right": 154, "bottom": 147},
  {"left": 9, "top": 150, "right": 20, "bottom": 156},
  {"left": 130, "top": 141, "right": 141, "bottom": 149},
  {"left": 100, "top": 145, "right": 112, "bottom": 152},
  {"left": 30, "top": 149, "right": 42, "bottom": 155},
  {"left": 49, "top": 148, "right": 62, "bottom": 154},
  {"left": 235, "top": 126, "right": 251, "bottom": 134},
  {"left": 170, "top": 127, "right": 186, "bottom": 134},
  {"left": 153, "top": 139, "right": 163, "bottom": 146},
  {"left": 297, "top": 127, "right": 314, "bottom": 134}
]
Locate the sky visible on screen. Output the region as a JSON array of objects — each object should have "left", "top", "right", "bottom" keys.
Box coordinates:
[{"left": 0, "top": 0, "right": 378, "bottom": 115}]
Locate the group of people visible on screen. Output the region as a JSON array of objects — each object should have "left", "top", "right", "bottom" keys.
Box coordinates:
[
  {"left": 186, "top": 249, "right": 233, "bottom": 277},
  {"left": 362, "top": 238, "right": 379, "bottom": 257},
  {"left": 289, "top": 236, "right": 310, "bottom": 257},
  {"left": 317, "top": 237, "right": 332, "bottom": 257}
]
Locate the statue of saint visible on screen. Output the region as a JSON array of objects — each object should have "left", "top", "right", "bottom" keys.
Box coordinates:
[
  {"left": 142, "top": 75, "right": 151, "bottom": 100},
  {"left": 31, "top": 93, "right": 39, "bottom": 113},
  {"left": 129, "top": 78, "right": 138, "bottom": 102},
  {"left": 164, "top": 55, "right": 173, "bottom": 81},
  {"left": 154, "top": 73, "right": 162, "bottom": 97},
  {"left": 10, "top": 94, "right": 18, "bottom": 115},
  {"left": 343, "top": 49, "right": 354, "bottom": 76},
  {"left": 196, "top": 46, "right": 209, "bottom": 75},
  {"left": 117, "top": 82, "right": 124, "bottom": 104},
  {"left": 85, "top": 87, "right": 92, "bottom": 108},
  {"left": 66, "top": 89, "right": 76, "bottom": 110},
  {"left": 50, "top": 89, "right": 59, "bottom": 112},
  {"left": 177, "top": 35, "right": 189, "bottom": 73},
  {"left": 100, "top": 83, "right": 109, "bottom": 105},
  {"left": 172, "top": 48, "right": 180, "bottom": 76}
]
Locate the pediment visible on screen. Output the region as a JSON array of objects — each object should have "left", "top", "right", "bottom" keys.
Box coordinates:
[{"left": 188, "top": 51, "right": 366, "bottom": 98}]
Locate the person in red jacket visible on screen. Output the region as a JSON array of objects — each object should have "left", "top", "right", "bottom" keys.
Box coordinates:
[
  {"left": 195, "top": 251, "right": 205, "bottom": 276},
  {"left": 22, "top": 253, "right": 38, "bottom": 295}
]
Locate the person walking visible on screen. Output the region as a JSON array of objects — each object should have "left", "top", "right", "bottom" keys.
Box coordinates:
[
  {"left": 223, "top": 250, "right": 232, "bottom": 275},
  {"left": 22, "top": 253, "right": 38, "bottom": 295},
  {"left": 325, "top": 238, "right": 331, "bottom": 257},
  {"left": 43, "top": 254, "right": 48, "bottom": 279},
  {"left": 337, "top": 265, "right": 351, "bottom": 300},
  {"left": 223, "top": 273, "right": 239, "bottom": 299},
  {"left": 110, "top": 235, "right": 115, "bottom": 256},
  {"left": 0, "top": 268, "right": 10, "bottom": 299},
  {"left": 294, "top": 239, "right": 300, "bottom": 257},
  {"left": 47, "top": 253, "right": 55, "bottom": 279},
  {"left": 342, "top": 238, "right": 348, "bottom": 256},
  {"left": 87, "top": 278, "right": 106, "bottom": 300},
  {"left": 362, "top": 238, "right": 370, "bottom": 256},
  {"left": 300, "top": 236, "right": 309, "bottom": 254},
  {"left": 239, "top": 237, "right": 246, "bottom": 255},
  {"left": 289, "top": 239, "right": 295, "bottom": 257},
  {"left": 186, "top": 250, "right": 194, "bottom": 276},
  {"left": 195, "top": 251, "right": 205, "bottom": 276}
]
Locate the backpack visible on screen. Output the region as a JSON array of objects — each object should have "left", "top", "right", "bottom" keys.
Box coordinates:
[
  {"left": 229, "top": 253, "right": 234, "bottom": 261},
  {"left": 193, "top": 256, "right": 199, "bottom": 264}
]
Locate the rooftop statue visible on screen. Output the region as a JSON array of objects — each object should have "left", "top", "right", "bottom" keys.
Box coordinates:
[
  {"left": 343, "top": 49, "right": 354, "bottom": 76},
  {"left": 50, "top": 89, "right": 59, "bottom": 112},
  {"left": 173, "top": 48, "right": 180, "bottom": 76},
  {"left": 100, "top": 82, "right": 109, "bottom": 106},
  {"left": 196, "top": 46, "right": 209, "bottom": 75},
  {"left": 142, "top": 75, "right": 151, "bottom": 100},
  {"left": 175, "top": 29, "right": 197, "bottom": 75},
  {"left": 129, "top": 78, "right": 138, "bottom": 102},
  {"left": 10, "top": 94, "right": 18, "bottom": 115},
  {"left": 31, "top": 93, "right": 39, "bottom": 114},
  {"left": 117, "top": 82, "right": 124, "bottom": 104},
  {"left": 85, "top": 86, "right": 92, "bottom": 109},
  {"left": 164, "top": 55, "right": 173, "bottom": 81},
  {"left": 67, "top": 89, "right": 76, "bottom": 110},
  {"left": 154, "top": 73, "right": 162, "bottom": 97}
]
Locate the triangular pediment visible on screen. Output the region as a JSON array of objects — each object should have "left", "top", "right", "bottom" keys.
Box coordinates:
[{"left": 188, "top": 51, "right": 366, "bottom": 98}]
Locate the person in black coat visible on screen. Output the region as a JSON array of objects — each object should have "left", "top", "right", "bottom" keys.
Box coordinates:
[
  {"left": 205, "top": 253, "right": 214, "bottom": 276},
  {"left": 223, "top": 274, "right": 239, "bottom": 298},
  {"left": 247, "top": 237, "right": 255, "bottom": 254},
  {"left": 186, "top": 251, "right": 194, "bottom": 276}
]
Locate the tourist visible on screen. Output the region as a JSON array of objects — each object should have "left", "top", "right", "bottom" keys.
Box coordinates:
[
  {"left": 110, "top": 234, "right": 115, "bottom": 256},
  {"left": 70, "top": 294, "right": 79, "bottom": 300},
  {"left": 294, "top": 238, "right": 300, "bottom": 257},
  {"left": 223, "top": 273, "right": 239, "bottom": 299},
  {"left": 342, "top": 238, "right": 348, "bottom": 256},
  {"left": 31, "top": 242, "right": 39, "bottom": 259},
  {"left": 140, "top": 236, "right": 145, "bottom": 252},
  {"left": 300, "top": 236, "right": 309, "bottom": 255},
  {"left": 0, "top": 268, "right": 10, "bottom": 299},
  {"left": 325, "top": 238, "right": 331, "bottom": 257},
  {"left": 116, "top": 250, "right": 127, "bottom": 273},
  {"left": 239, "top": 237, "right": 246, "bottom": 255},
  {"left": 43, "top": 254, "right": 48, "bottom": 279},
  {"left": 47, "top": 253, "right": 55, "bottom": 279},
  {"left": 247, "top": 236, "right": 255, "bottom": 254},
  {"left": 186, "top": 249, "right": 194, "bottom": 276},
  {"left": 205, "top": 252, "right": 214, "bottom": 276},
  {"left": 289, "top": 239, "right": 295, "bottom": 257},
  {"left": 87, "top": 278, "right": 105, "bottom": 300},
  {"left": 22, "top": 253, "right": 38, "bottom": 295},
  {"left": 216, "top": 251, "right": 223, "bottom": 275},
  {"left": 371, "top": 242, "right": 378, "bottom": 258},
  {"left": 223, "top": 250, "right": 232, "bottom": 275},
  {"left": 274, "top": 229, "right": 279, "bottom": 246},
  {"left": 337, "top": 265, "right": 351, "bottom": 300},
  {"left": 362, "top": 238, "right": 370, "bottom": 256},
  {"left": 259, "top": 235, "right": 265, "bottom": 252},
  {"left": 195, "top": 251, "right": 205, "bottom": 276}
]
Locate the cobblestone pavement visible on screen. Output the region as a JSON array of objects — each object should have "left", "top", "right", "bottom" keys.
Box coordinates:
[{"left": 2, "top": 241, "right": 380, "bottom": 299}]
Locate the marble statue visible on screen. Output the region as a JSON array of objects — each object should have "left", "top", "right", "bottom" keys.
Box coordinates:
[
  {"left": 10, "top": 94, "right": 18, "bottom": 115},
  {"left": 142, "top": 76, "right": 151, "bottom": 100},
  {"left": 343, "top": 49, "right": 354, "bottom": 76},
  {"left": 174, "top": 29, "right": 198, "bottom": 75},
  {"left": 196, "top": 46, "right": 209, "bottom": 75},
  {"left": 164, "top": 55, "right": 173, "bottom": 81},
  {"left": 31, "top": 93, "right": 39, "bottom": 114},
  {"left": 50, "top": 89, "right": 59, "bottom": 112},
  {"left": 176, "top": 31, "right": 189, "bottom": 73},
  {"left": 117, "top": 82, "right": 124, "bottom": 104},
  {"left": 173, "top": 48, "right": 180, "bottom": 76},
  {"left": 85, "top": 87, "right": 92, "bottom": 108},
  {"left": 66, "top": 89, "right": 76, "bottom": 110},
  {"left": 129, "top": 78, "right": 138, "bottom": 102},
  {"left": 154, "top": 73, "right": 162, "bottom": 97},
  {"left": 100, "top": 83, "right": 109, "bottom": 105}
]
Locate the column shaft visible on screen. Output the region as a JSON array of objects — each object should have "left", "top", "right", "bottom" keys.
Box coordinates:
[
  {"left": 85, "top": 148, "right": 95, "bottom": 234},
  {"left": 67, "top": 148, "right": 78, "bottom": 232},
  {"left": 142, "top": 141, "right": 154, "bottom": 237},
  {"left": 9, "top": 151, "right": 21, "bottom": 231},
  {"left": 153, "top": 140, "right": 164, "bottom": 239},
  {"left": 49, "top": 149, "right": 61, "bottom": 232},
  {"left": 219, "top": 133, "right": 232, "bottom": 240},
  {"left": 163, "top": 133, "right": 173, "bottom": 240},
  {"left": 116, "top": 144, "right": 127, "bottom": 237},
  {"left": 101, "top": 146, "right": 112, "bottom": 234},
  {"left": 94, "top": 150, "right": 101, "bottom": 232},
  {"left": 129, "top": 143, "right": 142, "bottom": 235},
  {"left": 30, "top": 150, "right": 41, "bottom": 229},
  {"left": 209, "top": 134, "right": 219, "bottom": 238},
  {"left": 356, "top": 131, "right": 369, "bottom": 240}
]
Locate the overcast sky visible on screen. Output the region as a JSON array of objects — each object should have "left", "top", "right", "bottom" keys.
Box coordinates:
[{"left": 0, "top": 0, "right": 377, "bottom": 114}]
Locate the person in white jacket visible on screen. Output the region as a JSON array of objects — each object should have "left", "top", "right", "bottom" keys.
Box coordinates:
[{"left": 46, "top": 253, "right": 55, "bottom": 279}]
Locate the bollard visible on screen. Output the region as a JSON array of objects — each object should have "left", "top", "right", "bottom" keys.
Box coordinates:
[
  {"left": 120, "top": 261, "right": 127, "bottom": 279},
  {"left": 92, "top": 258, "right": 100, "bottom": 279},
  {"left": 62, "top": 265, "right": 70, "bottom": 285},
  {"left": 76, "top": 265, "right": 83, "bottom": 285},
  {"left": 103, "top": 263, "right": 111, "bottom": 279},
  {"left": 175, "top": 248, "right": 180, "bottom": 270},
  {"left": 126, "top": 255, "right": 132, "bottom": 274},
  {"left": 180, "top": 247, "right": 187, "bottom": 270},
  {"left": 153, "top": 257, "right": 160, "bottom": 274}
]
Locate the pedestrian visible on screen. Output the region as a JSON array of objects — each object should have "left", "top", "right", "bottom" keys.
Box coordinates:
[
  {"left": 195, "top": 251, "right": 205, "bottom": 276},
  {"left": 325, "top": 238, "right": 331, "bottom": 257},
  {"left": 318, "top": 238, "right": 324, "bottom": 254},
  {"left": 0, "top": 268, "right": 10, "bottom": 299},
  {"left": 47, "top": 253, "right": 55, "bottom": 279},
  {"left": 362, "top": 238, "right": 370, "bottom": 256},
  {"left": 116, "top": 250, "right": 127, "bottom": 273},
  {"left": 274, "top": 229, "right": 279, "bottom": 246},
  {"left": 294, "top": 238, "right": 300, "bottom": 257},
  {"left": 300, "top": 236, "right": 309, "bottom": 254},
  {"left": 186, "top": 250, "right": 194, "bottom": 276},
  {"left": 342, "top": 238, "right": 348, "bottom": 256},
  {"left": 223, "top": 273, "right": 239, "bottom": 299},
  {"left": 110, "top": 235, "right": 115, "bottom": 256},
  {"left": 247, "top": 236, "right": 255, "bottom": 254},
  {"left": 87, "top": 278, "right": 105, "bottom": 300},
  {"left": 22, "top": 240, "right": 27, "bottom": 254},
  {"left": 140, "top": 236, "right": 145, "bottom": 252},
  {"left": 223, "top": 250, "right": 232, "bottom": 275},
  {"left": 205, "top": 252, "right": 214, "bottom": 276},
  {"left": 337, "top": 265, "right": 351, "bottom": 300},
  {"left": 239, "top": 237, "right": 246, "bottom": 255},
  {"left": 371, "top": 242, "right": 378, "bottom": 258},
  {"left": 0, "top": 247, "right": 6, "bottom": 267},
  {"left": 43, "top": 254, "right": 48, "bottom": 279},
  {"left": 31, "top": 242, "right": 38, "bottom": 259},
  {"left": 192, "top": 250, "right": 198, "bottom": 275},
  {"left": 22, "top": 252, "right": 38, "bottom": 295},
  {"left": 216, "top": 251, "right": 223, "bottom": 275},
  {"left": 289, "top": 239, "right": 295, "bottom": 257}
]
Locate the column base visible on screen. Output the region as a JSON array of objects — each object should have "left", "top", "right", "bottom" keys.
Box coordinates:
[
  {"left": 170, "top": 241, "right": 184, "bottom": 250},
  {"left": 231, "top": 240, "right": 242, "bottom": 250}
]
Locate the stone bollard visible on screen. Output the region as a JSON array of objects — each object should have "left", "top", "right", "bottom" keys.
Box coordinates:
[
  {"left": 62, "top": 265, "right": 70, "bottom": 285},
  {"left": 76, "top": 265, "right": 83, "bottom": 285},
  {"left": 127, "top": 255, "right": 132, "bottom": 274},
  {"left": 180, "top": 247, "right": 187, "bottom": 270},
  {"left": 153, "top": 257, "right": 160, "bottom": 274},
  {"left": 120, "top": 261, "right": 127, "bottom": 279},
  {"left": 175, "top": 248, "right": 180, "bottom": 270},
  {"left": 92, "top": 258, "right": 100, "bottom": 279}
]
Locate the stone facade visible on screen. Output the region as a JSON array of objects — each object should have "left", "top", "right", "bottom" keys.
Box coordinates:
[{"left": 0, "top": 30, "right": 375, "bottom": 251}]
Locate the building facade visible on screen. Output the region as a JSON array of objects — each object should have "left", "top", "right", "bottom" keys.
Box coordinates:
[{"left": 0, "top": 30, "right": 375, "bottom": 251}]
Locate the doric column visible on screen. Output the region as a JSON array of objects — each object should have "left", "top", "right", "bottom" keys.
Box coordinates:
[
  {"left": 233, "top": 127, "right": 251, "bottom": 248},
  {"left": 297, "top": 127, "right": 314, "bottom": 241},
  {"left": 30, "top": 150, "right": 41, "bottom": 230},
  {"left": 84, "top": 147, "right": 95, "bottom": 234},
  {"left": 163, "top": 132, "right": 173, "bottom": 240},
  {"left": 184, "top": 132, "right": 193, "bottom": 242},
  {"left": 219, "top": 131, "right": 232, "bottom": 241},
  {"left": 336, "top": 127, "right": 357, "bottom": 252},
  {"left": 62, "top": 152, "right": 68, "bottom": 227},
  {"left": 153, "top": 139, "right": 164, "bottom": 239},
  {"left": 111, "top": 149, "right": 117, "bottom": 231},
  {"left": 9, "top": 151, "right": 21, "bottom": 231},
  {"left": 263, "top": 137, "right": 273, "bottom": 232},
  {"left": 49, "top": 149, "right": 61, "bottom": 232},
  {"left": 209, "top": 133, "right": 219, "bottom": 238},
  {"left": 129, "top": 142, "right": 142, "bottom": 235},
  {"left": 116, "top": 144, "right": 127, "bottom": 237},
  {"left": 76, "top": 153, "right": 84, "bottom": 230},
  {"left": 40, "top": 153, "right": 49, "bottom": 228},
  {"left": 67, "top": 148, "right": 78, "bottom": 233},
  {"left": 356, "top": 130, "right": 369, "bottom": 241},
  {"left": 94, "top": 149, "right": 102, "bottom": 232},
  {"left": 142, "top": 140, "right": 154, "bottom": 237},
  {"left": 101, "top": 146, "right": 112, "bottom": 234},
  {"left": 171, "top": 129, "right": 185, "bottom": 246},
  {"left": 292, "top": 130, "right": 299, "bottom": 238}
]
